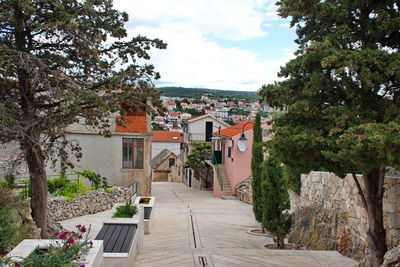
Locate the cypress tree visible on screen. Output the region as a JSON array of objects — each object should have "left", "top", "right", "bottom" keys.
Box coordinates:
[
  {"left": 251, "top": 113, "right": 263, "bottom": 224},
  {"left": 261, "top": 157, "right": 292, "bottom": 248}
]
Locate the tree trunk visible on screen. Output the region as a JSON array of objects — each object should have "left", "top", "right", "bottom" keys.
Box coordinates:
[
  {"left": 24, "top": 140, "right": 48, "bottom": 238},
  {"left": 362, "top": 168, "right": 387, "bottom": 266}
]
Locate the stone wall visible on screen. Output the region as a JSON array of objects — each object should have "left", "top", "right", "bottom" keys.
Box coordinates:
[
  {"left": 236, "top": 178, "right": 252, "bottom": 204},
  {"left": 48, "top": 186, "right": 130, "bottom": 222},
  {"left": 289, "top": 171, "right": 400, "bottom": 260}
]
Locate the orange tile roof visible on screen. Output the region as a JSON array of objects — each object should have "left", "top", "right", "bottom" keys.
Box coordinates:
[
  {"left": 214, "top": 122, "right": 253, "bottom": 137},
  {"left": 116, "top": 115, "right": 148, "bottom": 133},
  {"left": 152, "top": 131, "right": 183, "bottom": 142}
]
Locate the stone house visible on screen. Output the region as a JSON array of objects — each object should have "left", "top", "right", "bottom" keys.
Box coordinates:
[
  {"left": 47, "top": 110, "right": 153, "bottom": 196},
  {"left": 151, "top": 149, "right": 183, "bottom": 182}
]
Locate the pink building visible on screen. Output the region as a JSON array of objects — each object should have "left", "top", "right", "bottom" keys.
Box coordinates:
[{"left": 211, "top": 121, "right": 271, "bottom": 198}]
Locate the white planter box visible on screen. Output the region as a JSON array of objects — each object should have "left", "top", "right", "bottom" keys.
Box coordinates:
[
  {"left": 134, "top": 196, "right": 155, "bottom": 234},
  {"left": 99, "top": 204, "right": 144, "bottom": 267},
  {"left": 7, "top": 239, "right": 103, "bottom": 267}
]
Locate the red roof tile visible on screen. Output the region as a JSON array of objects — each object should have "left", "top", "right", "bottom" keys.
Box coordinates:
[
  {"left": 214, "top": 122, "right": 253, "bottom": 137},
  {"left": 116, "top": 114, "right": 148, "bottom": 133},
  {"left": 152, "top": 131, "right": 183, "bottom": 142}
]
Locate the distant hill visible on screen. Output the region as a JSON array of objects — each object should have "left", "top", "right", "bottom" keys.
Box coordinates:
[{"left": 157, "top": 86, "right": 258, "bottom": 100}]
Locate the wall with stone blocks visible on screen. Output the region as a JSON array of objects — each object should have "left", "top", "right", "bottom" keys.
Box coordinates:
[
  {"left": 48, "top": 186, "right": 130, "bottom": 222},
  {"left": 289, "top": 171, "right": 400, "bottom": 259}
]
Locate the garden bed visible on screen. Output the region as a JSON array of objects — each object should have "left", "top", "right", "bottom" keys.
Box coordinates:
[{"left": 7, "top": 239, "right": 104, "bottom": 267}]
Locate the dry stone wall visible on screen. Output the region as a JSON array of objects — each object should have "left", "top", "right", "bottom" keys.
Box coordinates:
[
  {"left": 236, "top": 178, "right": 252, "bottom": 204},
  {"left": 48, "top": 186, "right": 130, "bottom": 222},
  {"left": 289, "top": 171, "right": 400, "bottom": 260}
]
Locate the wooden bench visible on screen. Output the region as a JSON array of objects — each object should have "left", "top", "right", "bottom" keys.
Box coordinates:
[{"left": 95, "top": 223, "right": 136, "bottom": 253}]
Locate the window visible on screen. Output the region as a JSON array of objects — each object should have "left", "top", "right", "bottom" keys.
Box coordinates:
[
  {"left": 122, "top": 138, "right": 144, "bottom": 169},
  {"left": 169, "top": 158, "right": 175, "bottom": 168},
  {"left": 262, "top": 129, "right": 269, "bottom": 137},
  {"left": 228, "top": 146, "right": 232, "bottom": 158}
]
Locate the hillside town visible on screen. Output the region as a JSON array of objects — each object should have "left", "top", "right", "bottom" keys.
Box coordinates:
[
  {"left": 0, "top": 1, "right": 399, "bottom": 267},
  {"left": 153, "top": 94, "right": 271, "bottom": 132}
]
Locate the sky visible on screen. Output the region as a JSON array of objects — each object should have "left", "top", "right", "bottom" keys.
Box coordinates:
[{"left": 113, "top": 0, "right": 298, "bottom": 92}]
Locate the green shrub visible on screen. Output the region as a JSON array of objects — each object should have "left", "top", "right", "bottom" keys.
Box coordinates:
[
  {"left": 0, "top": 187, "right": 32, "bottom": 254},
  {"left": 113, "top": 199, "right": 137, "bottom": 218},
  {"left": 283, "top": 166, "right": 301, "bottom": 195},
  {"left": 47, "top": 174, "right": 70, "bottom": 194},
  {"left": 53, "top": 178, "right": 90, "bottom": 201},
  {"left": 74, "top": 169, "right": 109, "bottom": 189},
  {"left": 1, "top": 225, "right": 92, "bottom": 267}
]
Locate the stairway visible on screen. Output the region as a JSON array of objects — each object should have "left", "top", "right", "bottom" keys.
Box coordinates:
[{"left": 214, "top": 164, "right": 236, "bottom": 200}]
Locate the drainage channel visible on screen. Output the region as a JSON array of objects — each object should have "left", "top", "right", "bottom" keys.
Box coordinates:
[
  {"left": 198, "top": 256, "right": 208, "bottom": 267},
  {"left": 189, "top": 207, "right": 198, "bottom": 248}
]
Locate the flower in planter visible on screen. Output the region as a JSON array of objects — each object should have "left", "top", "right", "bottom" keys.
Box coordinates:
[
  {"left": 139, "top": 197, "right": 151, "bottom": 204},
  {"left": 2, "top": 225, "right": 93, "bottom": 267}
]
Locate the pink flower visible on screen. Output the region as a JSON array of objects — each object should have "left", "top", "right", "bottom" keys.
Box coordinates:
[
  {"left": 81, "top": 226, "right": 87, "bottom": 233},
  {"left": 59, "top": 233, "right": 67, "bottom": 240},
  {"left": 89, "top": 240, "right": 93, "bottom": 248},
  {"left": 80, "top": 265, "right": 85, "bottom": 267},
  {"left": 67, "top": 237, "right": 75, "bottom": 244},
  {"left": 78, "top": 235, "right": 83, "bottom": 239},
  {"left": 76, "top": 224, "right": 82, "bottom": 228},
  {"left": 14, "top": 263, "right": 21, "bottom": 267},
  {"left": 53, "top": 232, "right": 60, "bottom": 236}
]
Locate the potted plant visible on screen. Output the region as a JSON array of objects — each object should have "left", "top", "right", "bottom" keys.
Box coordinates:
[{"left": 4, "top": 225, "right": 103, "bottom": 267}]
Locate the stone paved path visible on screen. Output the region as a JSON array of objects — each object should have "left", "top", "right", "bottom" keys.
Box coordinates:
[
  {"left": 134, "top": 182, "right": 357, "bottom": 267},
  {"left": 61, "top": 182, "right": 358, "bottom": 266}
]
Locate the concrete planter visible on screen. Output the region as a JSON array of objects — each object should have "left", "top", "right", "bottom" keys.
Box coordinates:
[
  {"left": 99, "top": 204, "right": 144, "bottom": 267},
  {"left": 7, "top": 239, "right": 103, "bottom": 267},
  {"left": 134, "top": 196, "right": 155, "bottom": 234}
]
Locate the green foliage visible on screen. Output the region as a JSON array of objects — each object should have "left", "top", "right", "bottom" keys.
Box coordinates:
[
  {"left": 184, "top": 108, "right": 205, "bottom": 117},
  {"left": 48, "top": 175, "right": 89, "bottom": 201},
  {"left": 0, "top": 180, "right": 16, "bottom": 189},
  {"left": 113, "top": 199, "right": 137, "bottom": 218},
  {"left": 261, "top": 0, "right": 399, "bottom": 260},
  {"left": 74, "top": 169, "right": 109, "bottom": 190},
  {"left": 158, "top": 87, "right": 258, "bottom": 100},
  {"left": 1, "top": 225, "right": 92, "bottom": 267},
  {"left": 260, "top": 1, "right": 400, "bottom": 177},
  {"left": 0, "top": 188, "right": 32, "bottom": 254},
  {"left": 152, "top": 123, "right": 167, "bottom": 131},
  {"left": 184, "top": 143, "right": 211, "bottom": 169},
  {"left": 251, "top": 113, "right": 264, "bottom": 223},
  {"left": 261, "top": 158, "right": 292, "bottom": 248},
  {"left": 47, "top": 174, "right": 70, "bottom": 194},
  {"left": 282, "top": 166, "right": 301, "bottom": 195}
]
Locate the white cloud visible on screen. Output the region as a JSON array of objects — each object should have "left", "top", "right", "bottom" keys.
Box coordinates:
[{"left": 112, "top": 0, "right": 294, "bottom": 91}]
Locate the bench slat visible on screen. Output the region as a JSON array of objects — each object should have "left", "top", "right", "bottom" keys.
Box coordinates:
[{"left": 120, "top": 225, "right": 137, "bottom": 252}]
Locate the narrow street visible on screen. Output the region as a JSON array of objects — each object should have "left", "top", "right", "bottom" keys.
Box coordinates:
[{"left": 135, "top": 182, "right": 357, "bottom": 267}]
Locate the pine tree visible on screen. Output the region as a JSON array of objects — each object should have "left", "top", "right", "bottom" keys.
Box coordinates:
[
  {"left": 0, "top": 0, "right": 166, "bottom": 237},
  {"left": 261, "top": 1, "right": 400, "bottom": 264},
  {"left": 261, "top": 157, "right": 292, "bottom": 248},
  {"left": 251, "top": 113, "right": 263, "bottom": 224}
]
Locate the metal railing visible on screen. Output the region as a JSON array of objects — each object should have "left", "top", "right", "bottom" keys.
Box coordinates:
[{"left": 211, "top": 153, "right": 223, "bottom": 192}]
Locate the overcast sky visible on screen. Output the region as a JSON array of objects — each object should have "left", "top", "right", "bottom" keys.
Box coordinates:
[{"left": 113, "top": 0, "right": 298, "bottom": 92}]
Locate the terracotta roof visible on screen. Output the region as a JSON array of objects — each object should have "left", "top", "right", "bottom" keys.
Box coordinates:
[
  {"left": 152, "top": 131, "right": 183, "bottom": 142},
  {"left": 115, "top": 114, "right": 148, "bottom": 133},
  {"left": 214, "top": 122, "right": 253, "bottom": 137}
]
